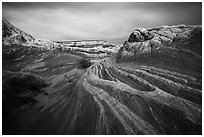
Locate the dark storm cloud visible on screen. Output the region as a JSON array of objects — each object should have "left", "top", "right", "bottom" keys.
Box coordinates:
[{"left": 2, "top": 2, "right": 202, "bottom": 44}]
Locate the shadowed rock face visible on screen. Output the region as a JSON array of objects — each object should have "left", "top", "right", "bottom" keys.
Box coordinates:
[
  {"left": 128, "top": 29, "right": 154, "bottom": 42},
  {"left": 2, "top": 20, "right": 202, "bottom": 135}
]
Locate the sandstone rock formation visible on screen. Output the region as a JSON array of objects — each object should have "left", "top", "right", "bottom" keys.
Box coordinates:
[
  {"left": 3, "top": 53, "right": 201, "bottom": 134},
  {"left": 117, "top": 25, "right": 202, "bottom": 61},
  {"left": 2, "top": 19, "right": 34, "bottom": 45},
  {"left": 33, "top": 39, "right": 60, "bottom": 50},
  {"left": 2, "top": 19, "right": 120, "bottom": 58},
  {"left": 55, "top": 40, "right": 109, "bottom": 47},
  {"left": 56, "top": 40, "right": 120, "bottom": 58},
  {"left": 2, "top": 19, "right": 202, "bottom": 135}
]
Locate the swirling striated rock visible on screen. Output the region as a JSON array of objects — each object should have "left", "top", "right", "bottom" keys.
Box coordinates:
[
  {"left": 2, "top": 20, "right": 202, "bottom": 135},
  {"left": 3, "top": 45, "right": 202, "bottom": 135},
  {"left": 81, "top": 58, "right": 201, "bottom": 134}
]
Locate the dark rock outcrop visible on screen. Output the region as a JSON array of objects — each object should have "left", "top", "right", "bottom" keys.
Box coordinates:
[{"left": 128, "top": 29, "right": 154, "bottom": 42}]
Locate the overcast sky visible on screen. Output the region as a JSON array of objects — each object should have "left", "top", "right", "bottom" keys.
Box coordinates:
[{"left": 3, "top": 2, "right": 202, "bottom": 44}]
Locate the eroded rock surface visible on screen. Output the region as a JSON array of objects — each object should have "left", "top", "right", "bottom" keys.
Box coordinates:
[
  {"left": 117, "top": 25, "right": 202, "bottom": 61},
  {"left": 2, "top": 19, "right": 35, "bottom": 45},
  {"left": 3, "top": 54, "right": 202, "bottom": 134},
  {"left": 55, "top": 40, "right": 120, "bottom": 58},
  {"left": 2, "top": 19, "right": 120, "bottom": 58},
  {"left": 2, "top": 20, "right": 202, "bottom": 135}
]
